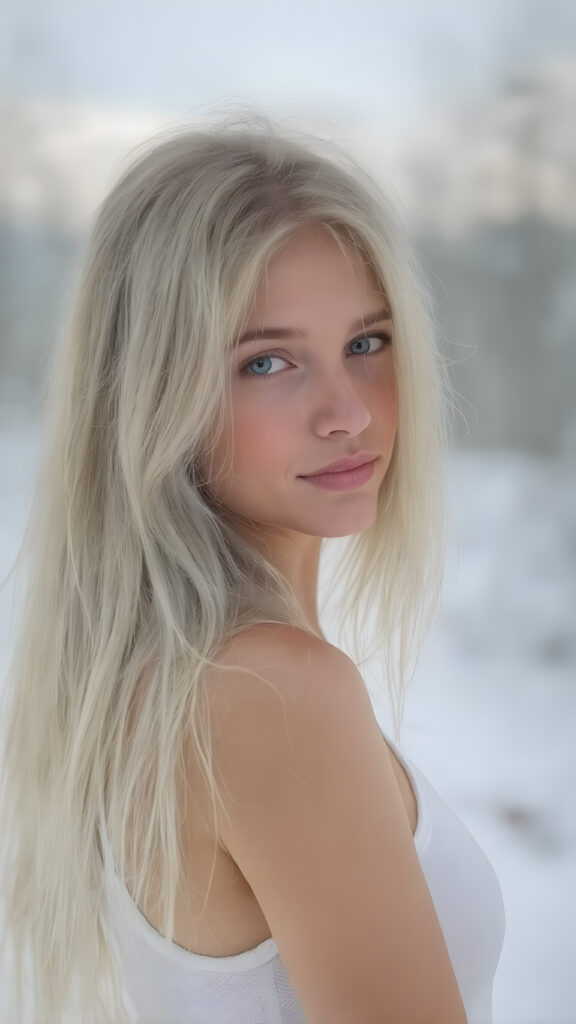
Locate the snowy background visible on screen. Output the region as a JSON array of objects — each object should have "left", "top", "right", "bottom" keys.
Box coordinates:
[{"left": 1, "top": 1, "right": 575, "bottom": 1021}]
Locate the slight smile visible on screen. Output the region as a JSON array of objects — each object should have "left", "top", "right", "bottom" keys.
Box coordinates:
[{"left": 297, "top": 457, "right": 378, "bottom": 491}]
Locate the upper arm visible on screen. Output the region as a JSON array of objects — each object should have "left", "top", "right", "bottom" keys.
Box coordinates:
[{"left": 207, "top": 625, "right": 467, "bottom": 1024}]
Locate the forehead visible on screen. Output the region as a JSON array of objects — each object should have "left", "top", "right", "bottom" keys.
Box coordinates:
[{"left": 248, "top": 226, "right": 385, "bottom": 320}]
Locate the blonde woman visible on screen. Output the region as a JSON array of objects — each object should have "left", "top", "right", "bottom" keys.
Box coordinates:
[{"left": 0, "top": 116, "right": 505, "bottom": 1023}]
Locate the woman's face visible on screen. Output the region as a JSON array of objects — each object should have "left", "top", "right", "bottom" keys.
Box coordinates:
[{"left": 200, "top": 225, "right": 398, "bottom": 542}]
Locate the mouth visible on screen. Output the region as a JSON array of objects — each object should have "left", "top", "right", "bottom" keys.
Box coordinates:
[
  {"left": 298, "top": 453, "right": 378, "bottom": 478},
  {"left": 297, "top": 457, "right": 378, "bottom": 490}
]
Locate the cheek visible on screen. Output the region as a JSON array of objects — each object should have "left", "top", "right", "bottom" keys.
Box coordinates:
[
  {"left": 378, "top": 365, "right": 399, "bottom": 429},
  {"left": 233, "top": 408, "right": 292, "bottom": 470},
  {"left": 213, "top": 399, "right": 293, "bottom": 478}
]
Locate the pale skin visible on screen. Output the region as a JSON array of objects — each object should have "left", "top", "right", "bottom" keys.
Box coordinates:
[{"left": 198, "top": 225, "right": 398, "bottom": 634}]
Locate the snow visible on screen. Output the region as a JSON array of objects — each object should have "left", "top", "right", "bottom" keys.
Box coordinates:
[{"left": 0, "top": 411, "right": 574, "bottom": 1024}]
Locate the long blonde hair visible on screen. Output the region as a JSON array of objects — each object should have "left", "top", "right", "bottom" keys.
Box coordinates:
[{"left": 0, "top": 113, "right": 451, "bottom": 1022}]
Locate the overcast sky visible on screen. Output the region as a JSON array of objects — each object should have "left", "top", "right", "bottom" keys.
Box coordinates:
[{"left": 1, "top": 0, "right": 574, "bottom": 133}]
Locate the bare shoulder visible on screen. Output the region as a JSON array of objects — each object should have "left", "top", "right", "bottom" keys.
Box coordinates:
[
  {"left": 208, "top": 621, "right": 372, "bottom": 723},
  {"left": 203, "top": 622, "right": 467, "bottom": 1023},
  {"left": 206, "top": 623, "right": 378, "bottom": 780}
]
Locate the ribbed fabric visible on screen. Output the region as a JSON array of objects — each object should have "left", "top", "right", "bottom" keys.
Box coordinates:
[{"left": 103, "top": 730, "right": 505, "bottom": 1024}]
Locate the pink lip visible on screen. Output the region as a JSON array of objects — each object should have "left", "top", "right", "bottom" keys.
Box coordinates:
[
  {"left": 300, "top": 452, "right": 378, "bottom": 477},
  {"left": 299, "top": 459, "right": 377, "bottom": 491}
]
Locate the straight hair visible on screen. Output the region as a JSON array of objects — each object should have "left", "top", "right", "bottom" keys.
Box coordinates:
[{"left": 0, "top": 112, "right": 452, "bottom": 1022}]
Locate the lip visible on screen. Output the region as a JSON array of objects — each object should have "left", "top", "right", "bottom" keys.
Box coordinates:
[{"left": 299, "top": 452, "right": 378, "bottom": 477}]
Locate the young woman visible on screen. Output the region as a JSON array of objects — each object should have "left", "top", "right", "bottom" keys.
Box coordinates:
[{"left": 0, "top": 116, "right": 505, "bottom": 1023}]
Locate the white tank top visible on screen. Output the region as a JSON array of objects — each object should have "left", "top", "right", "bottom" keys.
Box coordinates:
[{"left": 102, "top": 730, "right": 506, "bottom": 1024}]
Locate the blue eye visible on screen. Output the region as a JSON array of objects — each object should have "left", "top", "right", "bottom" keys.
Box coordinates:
[
  {"left": 349, "top": 335, "right": 385, "bottom": 356},
  {"left": 240, "top": 332, "right": 391, "bottom": 378},
  {"left": 242, "top": 353, "right": 290, "bottom": 377}
]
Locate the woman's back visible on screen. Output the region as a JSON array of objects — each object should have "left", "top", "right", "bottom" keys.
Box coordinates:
[
  {"left": 104, "top": 624, "right": 504, "bottom": 1023},
  {"left": 128, "top": 627, "right": 420, "bottom": 962}
]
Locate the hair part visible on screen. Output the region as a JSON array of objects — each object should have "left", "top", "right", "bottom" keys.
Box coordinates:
[{"left": 0, "top": 111, "right": 451, "bottom": 1022}]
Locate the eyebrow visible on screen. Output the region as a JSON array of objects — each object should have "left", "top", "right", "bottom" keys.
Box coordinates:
[{"left": 236, "top": 306, "right": 392, "bottom": 345}]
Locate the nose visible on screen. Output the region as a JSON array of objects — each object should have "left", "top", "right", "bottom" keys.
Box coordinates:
[{"left": 309, "top": 369, "right": 372, "bottom": 438}]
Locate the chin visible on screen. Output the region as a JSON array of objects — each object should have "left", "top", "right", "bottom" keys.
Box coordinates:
[{"left": 309, "top": 507, "right": 378, "bottom": 539}]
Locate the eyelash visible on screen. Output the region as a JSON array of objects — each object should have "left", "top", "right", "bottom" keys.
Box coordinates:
[{"left": 239, "top": 332, "right": 392, "bottom": 379}]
